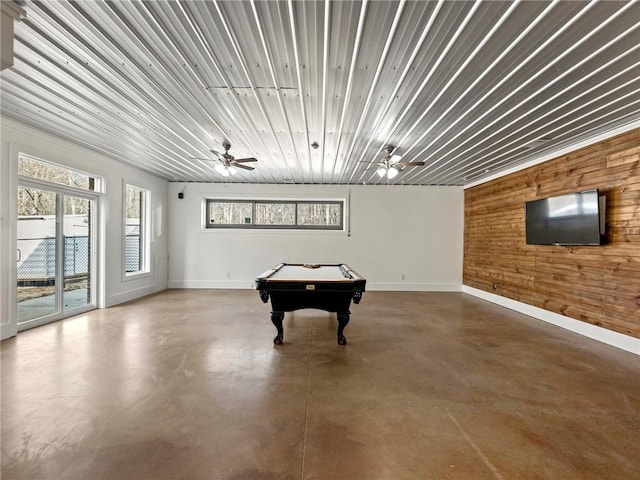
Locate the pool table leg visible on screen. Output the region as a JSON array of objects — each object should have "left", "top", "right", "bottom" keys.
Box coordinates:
[
  {"left": 271, "top": 312, "right": 285, "bottom": 345},
  {"left": 337, "top": 312, "right": 350, "bottom": 345}
]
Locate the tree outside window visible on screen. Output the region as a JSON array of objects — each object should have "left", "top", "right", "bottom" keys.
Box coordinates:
[{"left": 206, "top": 199, "right": 344, "bottom": 230}]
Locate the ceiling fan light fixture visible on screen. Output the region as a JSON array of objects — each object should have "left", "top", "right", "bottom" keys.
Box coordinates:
[
  {"left": 376, "top": 166, "right": 387, "bottom": 178},
  {"left": 215, "top": 164, "right": 230, "bottom": 176},
  {"left": 390, "top": 154, "right": 402, "bottom": 163},
  {"left": 228, "top": 166, "right": 237, "bottom": 175},
  {"left": 387, "top": 167, "right": 399, "bottom": 179}
]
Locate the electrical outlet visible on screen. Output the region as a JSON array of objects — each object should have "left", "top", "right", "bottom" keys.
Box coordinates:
[
  {"left": 492, "top": 282, "right": 498, "bottom": 290},
  {"left": 401, "top": 274, "right": 406, "bottom": 281},
  {"left": 226, "top": 272, "right": 231, "bottom": 280}
]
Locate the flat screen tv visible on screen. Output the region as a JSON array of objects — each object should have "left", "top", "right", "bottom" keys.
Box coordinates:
[{"left": 525, "top": 189, "right": 605, "bottom": 245}]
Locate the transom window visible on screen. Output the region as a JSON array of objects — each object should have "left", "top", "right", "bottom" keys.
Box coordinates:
[
  {"left": 206, "top": 200, "right": 344, "bottom": 230},
  {"left": 18, "top": 155, "right": 102, "bottom": 192}
]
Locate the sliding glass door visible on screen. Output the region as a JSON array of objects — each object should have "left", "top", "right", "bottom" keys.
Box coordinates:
[{"left": 17, "top": 184, "right": 97, "bottom": 329}]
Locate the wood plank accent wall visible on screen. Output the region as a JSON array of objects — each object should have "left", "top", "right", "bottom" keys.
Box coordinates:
[{"left": 464, "top": 128, "right": 640, "bottom": 338}]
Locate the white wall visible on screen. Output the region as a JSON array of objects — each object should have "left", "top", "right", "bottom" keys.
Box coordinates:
[
  {"left": 168, "top": 183, "right": 464, "bottom": 291},
  {"left": 0, "top": 117, "right": 169, "bottom": 340},
  {"left": 0, "top": 121, "right": 462, "bottom": 340}
]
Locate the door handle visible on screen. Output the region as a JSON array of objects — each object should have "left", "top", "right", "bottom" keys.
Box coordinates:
[{"left": 16, "top": 249, "right": 21, "bottom": 262}]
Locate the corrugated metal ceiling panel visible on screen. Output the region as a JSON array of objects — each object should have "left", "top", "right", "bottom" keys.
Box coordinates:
[{"left": 1, "top": 0, "right": 639, "bottom": 185}]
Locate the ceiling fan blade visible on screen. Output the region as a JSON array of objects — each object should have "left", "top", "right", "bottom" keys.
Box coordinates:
[
  {"left": 232, "top": 157, "right": 258, "bottom": 163},
  {"left": 395, "top": 161, "right": 425, "bottom": 166},
  {"left": 233, "top": 163, "right": 255, "bottom": 171},
  {"left": 210, "top": 150, "right": 224, "bottom": 158}
]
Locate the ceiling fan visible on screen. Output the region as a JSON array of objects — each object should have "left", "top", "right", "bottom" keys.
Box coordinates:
[
  {"left": 191, "top": 142, "right": 257, "bottom": 176},
  {"left": 374, "top": 145, "right": 425, "bottom": 179}
]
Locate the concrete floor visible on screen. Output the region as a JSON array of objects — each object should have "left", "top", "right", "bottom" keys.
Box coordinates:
[{"left": 1, "top": 290, "right": 638, "bottom": 480}]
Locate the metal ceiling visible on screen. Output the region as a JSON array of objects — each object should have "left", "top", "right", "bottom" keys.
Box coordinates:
[{"left": 1, "top": 0, "right": 639, "bottom": 185}]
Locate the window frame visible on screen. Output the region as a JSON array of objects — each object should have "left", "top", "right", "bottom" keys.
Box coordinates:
[
  {"left": 205, "top": 198, "right": 345, "bottom": 231},
  {"left": 15, "top": 152, "right": 103, "bottom": 327},
  {"left": 123, "top": 183, "right": 151, "bottom": 279},
  {"left": 17, "top": 153, "right": 104, "bottom": 193}
]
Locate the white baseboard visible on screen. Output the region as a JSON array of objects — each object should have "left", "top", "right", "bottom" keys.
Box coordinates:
[
  {"left": 1, "top": 322, "right": 17, "bottom": 340},
  {"left": 168, "top": 280, "right": 255, "bottom": 289},
  {"left": 367, "top": 282, "right": 462, "bottom": 292},
  {"left": 463, "top": 285, "right": 640, "bottom": 355},
  {"left": 106, "top": 284, "right": 166, "bottom": 307},
  {"left": 167, "top": 280, "right": 462, "bottom": 292}
]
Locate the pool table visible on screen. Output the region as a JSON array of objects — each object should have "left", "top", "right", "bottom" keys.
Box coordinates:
[{"left": 254, "top": 263, "right": 366, "bottom": 345}]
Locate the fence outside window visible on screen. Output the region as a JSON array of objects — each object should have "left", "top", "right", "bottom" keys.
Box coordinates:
[{"left": 17, "top": 235, "right": 139, "bottom": 285}]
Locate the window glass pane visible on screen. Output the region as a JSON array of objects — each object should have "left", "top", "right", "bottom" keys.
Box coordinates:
[
  {"left": 19, "top": 156, "right": 97, "bottom": 191},
  {"left": 255, "top": 203, "right": 296, "bottom": 225},
  {"left": 297, "top": 203, "right": 342, "bottom": 226},
  {"left": 125, "top": 185, "right": 146, "bottom": 273},
  {"left": 205, "top": 199, "right": 344, "bottom": 230},
  {"left": 208, "top": 202, "right": 253, "bottom": 225},
  {"left": 17, "top": 187, "right": 58, "bottom": 322},
  {"left": 64, "top": 196, "right": 91, "bottom": 311}
]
